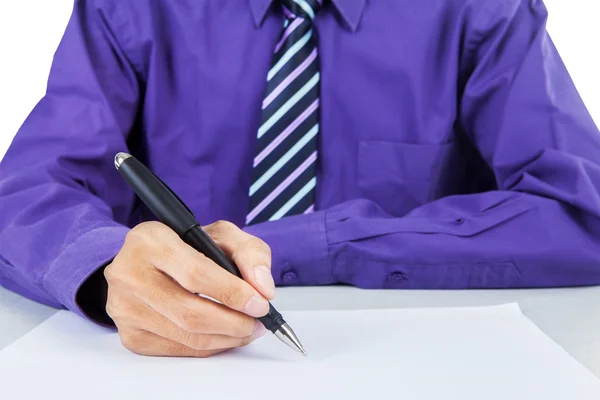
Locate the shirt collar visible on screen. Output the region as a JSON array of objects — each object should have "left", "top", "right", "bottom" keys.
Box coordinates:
[{"left": 248, "top": 0, "right": 366, "bottom": 32}]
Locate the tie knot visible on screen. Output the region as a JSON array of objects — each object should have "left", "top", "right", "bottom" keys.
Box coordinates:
[{"left": 280, "top": 0, "right": 322, "bottom": 21}]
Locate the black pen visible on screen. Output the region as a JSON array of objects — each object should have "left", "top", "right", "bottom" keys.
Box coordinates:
[{"left": 114, "top": 152, "right": 306, "bottom": 356}]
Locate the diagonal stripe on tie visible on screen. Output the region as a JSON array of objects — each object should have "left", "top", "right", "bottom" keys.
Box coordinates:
[
  {"left": 268, "top": 28, "right": 313, "bottom": 81},
  {"left": 250, "top": 123, "right": 318, "bottom": 196},
  {"left": 252, "top": 101, "right": 318, "bottom": 182},
  {"left": 303, "top": 204, "right": 315, "bottom": 214},
  {"left": 293, "top": 0, "right": 316, "bottom": 20},
  {"left": 269, "top": 176, "right": 316, "bottom": 221},
  {"left": 270, "top": 20, "right": 312, "bottom": 69},
  {"left": 251, "top": 127, "right": 316, "bottom": 207},
  {"left": 253, "top": 162, "right": 316, "bottom": 222},
  {"left": 246, "top": 151, "right": 317, "bottom": 224},
  {"left": 255, "top": 99, "right": 319, "bottom": 166},
  {"left": 258, "top": 69, "right": 318, "bottom": 148},
  {"left": 284, "top": 186, "right": 315, "bottom": 216},
  {"left": 258, "top": 72, "right": 319, "bottom": 138},
  {"left": 263, "top": 48, "right": 317, "bottom": 109},
  {"left": 274, "top": 18, "right": 303, "bottom": 53}
]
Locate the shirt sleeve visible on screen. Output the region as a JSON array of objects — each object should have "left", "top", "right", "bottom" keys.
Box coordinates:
[
  {"left": 0, "top": 0, "right": 136, "bottom": 322},
  {"left": 245, "top": 0, "right": 600, "bottom": 289}
]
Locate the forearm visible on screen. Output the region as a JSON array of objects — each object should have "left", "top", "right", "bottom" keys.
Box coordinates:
[
  {"left": 247, "top": 192, "right": 600, "bottom": 289},
  {"left": 0, "top": 177, "right": 131, "bottom": 318},
  {"left": 0, "top": 0, "right": 138, "bottom": 323},
  {"left": 332, "top": 194, "right": 600, "bottom": 288}
]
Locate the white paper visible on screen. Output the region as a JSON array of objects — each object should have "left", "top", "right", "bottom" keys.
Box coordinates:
[{"left": 0, "top": 303, "right": 599, "bottom": 399}]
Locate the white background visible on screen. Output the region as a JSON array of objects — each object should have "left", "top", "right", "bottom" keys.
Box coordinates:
[{"left": 0, "top": 0, "right": 599, "bottom": 160}]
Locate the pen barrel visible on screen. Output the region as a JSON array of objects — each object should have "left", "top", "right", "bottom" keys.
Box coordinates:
[
  {"left": 117, "top": 156, "right": 197, "bottom": 235},
  {"left": 182, "top": 227, "right": 243, "bottom": 279}
]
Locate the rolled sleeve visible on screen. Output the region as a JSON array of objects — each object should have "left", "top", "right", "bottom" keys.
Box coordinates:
[{"left": 43, "top": 225, "right": 130, "bottom": 320}]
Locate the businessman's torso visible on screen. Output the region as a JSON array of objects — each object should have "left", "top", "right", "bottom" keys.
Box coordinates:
[{"left": 115, "top": 0, "right": 495, "bottom": 226}]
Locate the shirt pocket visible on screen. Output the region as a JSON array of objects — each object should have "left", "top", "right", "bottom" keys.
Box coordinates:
[{"left": 357, "top": 140, "right": 461, "bottom": 216}]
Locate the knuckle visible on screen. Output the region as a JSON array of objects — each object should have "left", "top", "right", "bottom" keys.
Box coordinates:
[
  {"left": 253, "top": 237, "right": 271, "bottom": 254},
  {"left": 127, "top": 222, "right": 172, "bottom": 249},
  {"left": 191, "top": 335, "right": 212, "bottom": 350},
  {"left": 231, "top": 237, "right": 271, "bottom": 268},
  {"left": 105, "top": 300, "right": 119, "bottom": 320},
  {"left": 176, "top": 262, "right": 202, "bottom": 291},
  {"left": 177, "top": 330, "right": 202, "bottom": 350},
  {"left": 240, "top": 334, "right": 255, "bottom": 347},
  {"left": 247, "top": 237, "right": 271, "bottom": 259},
  {"left": 103, "top": 262, "right": 118, "bottom": 284},
  {"left": 105, "top": 291, "right": 134, "bottom": 323},
  {"left": 105, "top": 291, "right": 120, "bottom": 320},
  {"left": 159, "top": 241, "right": 175, "bottom": 261},
  {"left": 175, "top": 306, "right": 209, "bottom": 332},
  {"left": 104, "top": 257, "right": 142, "bottom": 291},
  {"left": 234, "top": 317, "right": 256, "bottom": 338},
  {"left": 212, "top": 220, "right": 236, "bottom": 232},
  {"left": 262, "top": 241, "right": 272, "bottom": 259},
  {"left": 122, "top": 235, "right": 148, "bottom": 263},
  {"left": 104, "top": 259, "right": 133, "bottom": 287},
  {"left": 105, "top": 300, "right": 117, "bottom": 320},
  {"left": 175, "top": 308, "right": 195, "bottom": 331},
  {"left": 219, "top": 282, "right": 248, "bottom": 309},
  {"left": 183, "top": 259, "right": 201, "bottom": 281},
  {"left": 125, "top": 225, "right": 147, "bottom": 246},
  {"left": 119, "top": 330, "right": 143, "bottom": 353},
  {"left": 204, "top": 220, "right": 238, "bottom": 242},
  {"left": 127, "top": 245, "right": 146, "bottom": 265},
  {"left": 137, "top": 220, "right": 166, "bottom": 235}
]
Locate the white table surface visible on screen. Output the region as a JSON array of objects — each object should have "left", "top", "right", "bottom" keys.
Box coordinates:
[{"left": 1, "top": 285, "right": 600, "bottom": 378}]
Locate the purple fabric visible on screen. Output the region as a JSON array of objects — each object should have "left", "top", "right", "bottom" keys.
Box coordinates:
[{"left": 1, "top": 0, "right": 600, "bottom": 323}]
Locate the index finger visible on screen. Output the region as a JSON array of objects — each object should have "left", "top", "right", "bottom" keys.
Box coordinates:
[
  {"left": 151, "top": 234, "right": 271, "bottom": 318},
  {"left": 203, "top": 220, "right": 276, "bottom": 300}
]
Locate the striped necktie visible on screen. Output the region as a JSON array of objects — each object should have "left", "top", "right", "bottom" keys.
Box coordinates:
[{"left": 246, "top": 0, "right": 322, "bottom": 225}]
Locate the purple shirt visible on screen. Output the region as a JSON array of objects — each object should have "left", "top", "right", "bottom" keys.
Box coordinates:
[{"left": 1, "top": 0, "right": 600, "bottom": 323}]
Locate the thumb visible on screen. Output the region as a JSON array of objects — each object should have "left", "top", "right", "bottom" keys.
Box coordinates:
[{"left": 204, "top": 221, "right": 276, "bottom": 300}]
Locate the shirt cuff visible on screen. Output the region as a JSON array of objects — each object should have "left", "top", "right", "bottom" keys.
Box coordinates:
[
  {"left": 42, "top": 225, "right": 130, "bottom": 325},
  {"left": 244, "top": 211, "right": 333, "bottom": 286}
]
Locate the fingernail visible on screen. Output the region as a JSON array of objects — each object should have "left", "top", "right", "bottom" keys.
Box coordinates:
[
  {"left": 244, "top": 295, "right": 269, "bottom": 318},
  {"left": 254, "top": 265, "right": 276, "bottom": 298},
  {"left": 253, "top": 322, "right": 267, "bottom": 338}
]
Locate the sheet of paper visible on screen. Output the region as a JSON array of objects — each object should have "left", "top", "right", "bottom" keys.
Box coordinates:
[{"left": 1, "top": 303, "right": 599, "bottom": 399}]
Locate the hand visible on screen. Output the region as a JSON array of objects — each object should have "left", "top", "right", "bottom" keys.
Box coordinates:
[{"left": 104, "top": 220, "right": 276, "bottom": 357}]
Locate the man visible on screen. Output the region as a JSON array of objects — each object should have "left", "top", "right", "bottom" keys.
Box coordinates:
[{"left": 1, "top": 0, "right": 600, "bottom": 357}]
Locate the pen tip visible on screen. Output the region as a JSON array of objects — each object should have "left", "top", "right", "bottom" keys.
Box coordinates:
[{"left": 273, "top": 322, "right": 307, "bottom": 357}]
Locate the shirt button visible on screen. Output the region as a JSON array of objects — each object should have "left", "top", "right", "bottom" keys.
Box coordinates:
[
  {"left": 282, "top": 271, "right": 297, "bottom": 283},
  {"left": 388, "top": 271, "right": 407, "bottom": 281}
]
